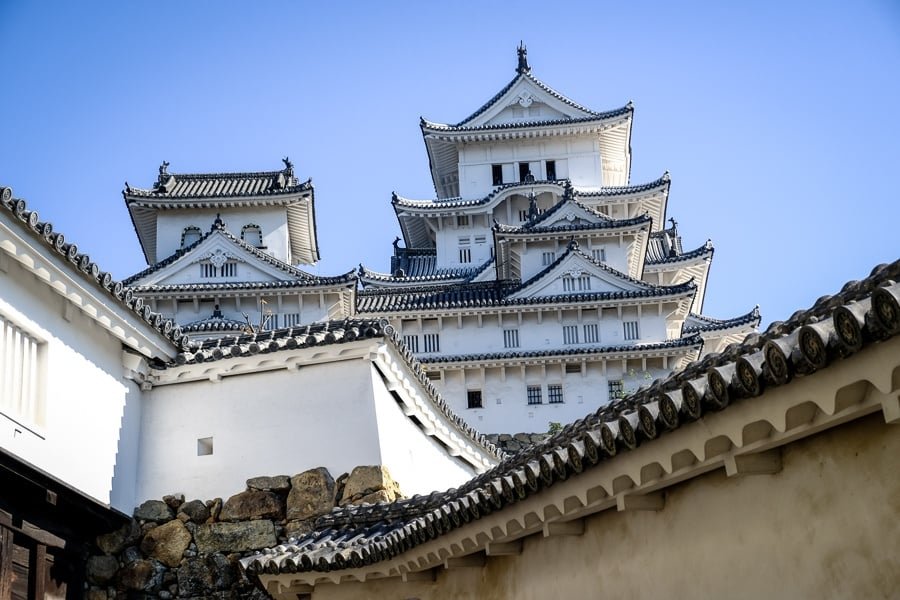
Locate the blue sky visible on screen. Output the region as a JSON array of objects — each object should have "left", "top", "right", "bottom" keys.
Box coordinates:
[{"left": 1, "top": 1, "right": 898, "bottom": 327}]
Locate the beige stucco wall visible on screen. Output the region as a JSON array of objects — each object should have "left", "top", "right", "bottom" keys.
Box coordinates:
[{"left": 309, "top": 412, "right": 900, "bottom": 599}]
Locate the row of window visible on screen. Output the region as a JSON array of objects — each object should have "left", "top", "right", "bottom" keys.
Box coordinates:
[
  {"left": 492, "top": 160, "right": 557, "bottom": 186},
  {"left": 200, "top": 261, "right": 237, "bottom": 278},
  {"left": 467, "top": 383, "right": 564, "bottom": 409},
  {"left": 501, "top": 321, "right": 639, "bottom": 348},
  {"left": 403, "top": 333, "right": 441, "bottom": 353},
  {"left": 182, "top": 224, "right": 264, "bottom": 248}
]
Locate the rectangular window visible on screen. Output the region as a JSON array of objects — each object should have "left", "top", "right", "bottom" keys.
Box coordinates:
[
  {"left": 562, "top": 276, "right": 590, "bottom": 292},
  {"left": 563, "top": 325, "right": 579, "bottom": 345},
  {"left": 527, "top": 385, "right": 542, "bottom": 405},
  {"left": 423, "top": 333, "right": 440, "bottom": 353},
  {"left": 623, "top": 321, "right": 640, "bottom": 341},
  {"left": 283, "top": 313, "right": 303, "bottom": 328},
  {"left": 474, "top": 235, "right": 486, "bottom": 244},
  {"left": 458, "top": 247, "right": 472, "bottom": 263},
  {"left": 467, "top": 390, "right": 483, "bottom": 409},
  {"left": 457, "top": 215, "right": 470, "bottom": 227},
  {"left": 403, "top": 334, "right": 420, "bottom": 353},
  {"left": 425, "top": 371, "right": 442, "bottom": 381},
  {"left": 200, "top": 261, "right": 237, "bottom": 278},
  {"left": 608, "top": 379, "right": 624, "bottom": 401},
  {"left": 584, "top": 323, "right": 600, "bottom": 343},
  {"left": 542, "top": 251, "right": 556, "bottom": 266},
  {"left": 0, "top": 316, "right": 43, "bottom": 427},
  {"left": 548, "top": 384, "right": 564, "bottom": 404},
  {"left": 578, "top": 276, "right": 591, "bottom": 291},
  {"left": 546, "top": 160, "right": 557, "bottom": 181},
  {"left": 518, "top": 209, "right": 529, "bottom": 222},
  {"left": 503, "top": 328, "right": 520, "bottom": 348},
  {"left": 565, "top": 363, "right": 582, "bottom": 374},
  {"left": 266, "top": 313, "right": 279, "bottom": 329},
  {"left": 492, "top": 164, "right": 503, "bottom": 186},
  {"left": 519, "top": 162, "right": 531, "bottom": 182},
  {"left": 222, "top": 262, "right": 237, "bottom": 277},
  {"left": 592, "top": 248, "right": 606, "bottom": 262},
  {"left": 201, "top": 263, "right": 215, "bottom": 278}
]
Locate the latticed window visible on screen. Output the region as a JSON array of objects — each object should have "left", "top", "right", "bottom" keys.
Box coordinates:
[
  {"left": 0, "top": 316, "right": 43, "bottom": 427},
  {"left": 403, "top": 335, "right": 420, "bottom": 353},
  {"left": 457, "top": 215, "right": 470, "bottom": 227},
  {"left": 458, "top": 237, "right": 472, "bottom": 264},
  {"left": 542, "top": 251, "right": 556, "bottom": 266},
  {"left": 467, "top": 390, "right": 483, "bottom": 409},
  {"left": 562, "top": 276, "right": 591, "bottom": 292},
  {"left": 623, "top": 320, "right": 640, "bottom": 341},
  {"left": 592, "top": 248, "right": 606, "bottom": 262},
  {"left": 503, "top": 328, "right": 519, "bottom": 348},
  {"left": 548, "top": 384, "right": 564, "bottom": 404},
  {"left": 608, "top": 379, "right": 624, "bottom": 401},
  {"left": 584, "top": 323, "right": 600, "bottom": 343},
  {"left": 423, "top": 333, "right": 440, "bottom": 353},
  {"left": 563, "top": 325, "right": 579, "bottom": 345},
  {"left": 527, "top": 385, "right": 542, "bottom": 405},
  {"left": 200, "top": 261, "right": 237, "bottom": 278}
]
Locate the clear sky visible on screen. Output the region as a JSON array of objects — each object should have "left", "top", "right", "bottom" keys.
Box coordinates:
[{"left": 1, "top": 1, "right": 898, "bottom": 328}]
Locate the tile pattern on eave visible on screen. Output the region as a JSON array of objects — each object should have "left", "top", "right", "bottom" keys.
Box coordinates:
[
  {"left": 683, "top": 307, "right": 761, "bottom": 334},
  {"left": 242, "top": 259, "right": 900, "bottom": 575},
  {"left": 0, "top": 186, "right": 187, "bottom": 351}
]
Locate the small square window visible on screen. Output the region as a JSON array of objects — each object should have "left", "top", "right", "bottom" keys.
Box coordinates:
[
  {"left": 527, "top": 385, "right": 542, "bottom": 405},
  {"left": 608, "top": 380, "right": 624, "bottom": 401},
  {"left": 197, "top": 437, "right": 214, "bottom": 456},
  {"left": 548, "top": 384, "right": 564, "bottom": 404},
  {"left": 467, "top": 390, "right": 483, "bottom": 409}
]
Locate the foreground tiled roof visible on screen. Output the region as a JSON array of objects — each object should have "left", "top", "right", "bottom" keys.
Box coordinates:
[
  {"left": 164, "top": 318, "right": 505, "bottom": 461},
  {"left": 358, "top": 256, "right": 494, "bottom": 287},
  {"left": 0, "top": 186, "right": 187, "bottom": 350},
  {"left": 645, "top": 225, "right": 684, "bottom": 262},
  {"left": 181, "top": 314, "right": 248, "bottom": 334},
  {"left": 242, "top": 259, "right": 900, "bottom": 576},
  {"left": 684, "top": 306, "right": 761, "bottom": 334}
]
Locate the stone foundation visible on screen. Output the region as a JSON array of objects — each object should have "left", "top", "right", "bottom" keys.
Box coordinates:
[{"left": 85, "top": 465, "right": 402, "bottom": 599}]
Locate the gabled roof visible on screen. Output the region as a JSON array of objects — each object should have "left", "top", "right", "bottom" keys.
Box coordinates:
[
  {"left": 492, "top": 201, "right": 652, "bottom": 237},
  {"left": 242, "top": 260, "right": 900, "bottom": 579},
  {"left": 0, "top": 185, "right": 187, "bottom": 353},
  {"left": 123, "top": 218, "right": 349, "bottom": 290},
  {"left": 124, "top": 160, "right": 319, "bottom": 265},
  {"left": 181, "top": 314, "right": 248, "bottom": 334},
  {"left": 646, "top": 239, "right": 713, "bottom": 266}
]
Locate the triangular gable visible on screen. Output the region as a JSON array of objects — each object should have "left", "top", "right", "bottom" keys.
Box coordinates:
[
  {"left": 525, "top": 198, "right": 607, "bottom": 230},
  {"left": 127, "top": 230, "right": 308, "bottom": 287},
  {"left": 508, "top": 245, "right": 651, "bottom": 300},
  {"left": 461, "top": 74, "right": 596, "bottom": 129}
]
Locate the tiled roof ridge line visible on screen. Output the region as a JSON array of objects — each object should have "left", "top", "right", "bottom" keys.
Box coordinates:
[
  {"left": 645, "top": 239, "right": 713, "bottom": 266},
  {"left": 685, "top": 305, "right": 761, "bottom": 329},
  {"left": 241, "top": 260, "right": 900, "bottom": 570},
  {"left": 0, "top": 186, "right": 188, "bottom": 351},
  {"left": 421, "top": 108, "right": 632, "bottom": 134}
]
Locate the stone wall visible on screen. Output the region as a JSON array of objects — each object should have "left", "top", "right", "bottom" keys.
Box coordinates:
[
  {"left": 484, "top": 432, "right": 548, "bottom": 454},
  {"left": 85, "top": 465, "right": 402, "bottom": 599}
]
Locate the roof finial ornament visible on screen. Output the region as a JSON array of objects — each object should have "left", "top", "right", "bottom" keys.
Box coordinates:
[
  {"left": 516, "top": 41, "right": 530, "bottom": 74},
  {"left": 282, "top": 156, "right": 294, "bottom": 176},
  {"left": 159, "top": 161, "right": 169, "bottom": 176},
  {"left": 668, "top": 217, "right": 678, "bottom": 232},
  {"left": 212, "top": 213, "right": 225, "bottom": 231}
]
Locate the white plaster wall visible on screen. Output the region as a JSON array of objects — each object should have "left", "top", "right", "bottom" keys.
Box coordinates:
[
  {"left": 148, "top": 292, "right": 341, "bottom": 330},
  {"left": 138, "top": 359, "right": 383, "bottom": 503},
  {"left": 368, "top": 366, "right": 476, "bottom": 495},
  {"left": 155, "top": 206, "right": 290, "bottom": 264},
  {"left": 434, "top": 221, "right": 493, "bottom": 270},
  {"left": 458, "top": 137, "right": 594, "bottom": 198},
  {"left": 0, "top": 257, "right": 139, "bottom": 511}
]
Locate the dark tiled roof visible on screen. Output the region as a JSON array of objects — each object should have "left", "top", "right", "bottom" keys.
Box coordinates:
[
  {"left": 0, "top": 186, "right": 187, "bottom": 350},
  {"left": 242, "top": 259, "right": 900, "bottom": 576},
  {"left": 165, "top": 318, "right": 505, "bottom": 461},
  {"left": 646, "top": 240, "right": 713, "bottom": 266},
  {"left": 419, "top": 335, "right": 703, "bottom": 365},
  {"left": 683, "top": 307, "right": 761, "bottom": 334},
  {"left": 358, "top": 257, "right": 494, "bottom": 288},
  {"left": 421, "top": 108, "right": 632, "bottom": 134},
  {"left": 122, "top": 220, "right": 347, "bottom": 287},
  {"left": 493, "top": 210, "right": 651, "bottom": 236},
  {"left": 181, "top": 315, "right": 248, "bottom": 334},
  {"left": 131, "top": 278, "right": 356, "bottom": 294},
  {"left": 124, "top": 161, "right": 310, "bottom": 200},
  {"left": 392, "top": 174, "right": 669, "bottom": 211},
  {"left": 645, "top": 226, "right": 684, "bottom": 262}
]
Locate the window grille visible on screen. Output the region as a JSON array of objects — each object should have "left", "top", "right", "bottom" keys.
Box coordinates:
[
  {"left": 563, "top": 325, "right": 579, "bottom": 345},
  {"left": 200, "top": 261, "right": 237, "bottom": 278},
  {"left": 542, "top": 251, "right": 556, "bottom": 266},
  {"left": 565, "top": 363, "right": 581, "bottom": 374},
  {"left": 548, "top": 384, "right": 564, "bottom": 404},
  {"left": 403, "top": 335, "right": 420, "bottom": 353},
  {"left": 0, "top": 316, "right": 42, "bottom": 427},
  {"left": 592, "top": 248, "right": 606, "bottom": 262},
  {"left": 608, "top": 379, "right": 624, "bottom": 401},
  {"left": 467, "top": 390, "right": 483, "bottom": 409},
  {"left": 474, "top": 235, "right": 487, "bottom": 244},
  {"left": 423, "top": 333, "right": 440, "bottom": 353},
  {"left": 457, "top": 215, "right": 470, "bottom": 227},
  {"left": 583, "top": 323, "right": 600, "bottom": 343},
  {"left": 458, "top": 247, "right": 472, "bottom": 263},
  {"left": 518, "top": 209, "right": 529, "bottom": 222},
  {"left": 503, "top": 328, "right": 520, "bottom": 348},
  {"left": 527, "top": 385, "right": 542, "bottom": 405},
  {"left": 623, "top": 321, "right": 640, "bottom": 341},
  {"left": 283, "top": 313, "right": 303, "bottom": 328}
]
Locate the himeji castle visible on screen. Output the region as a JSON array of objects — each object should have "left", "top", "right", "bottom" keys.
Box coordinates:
[{"left": 357, "top": 45, "right": 759, "bottom": 433}]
